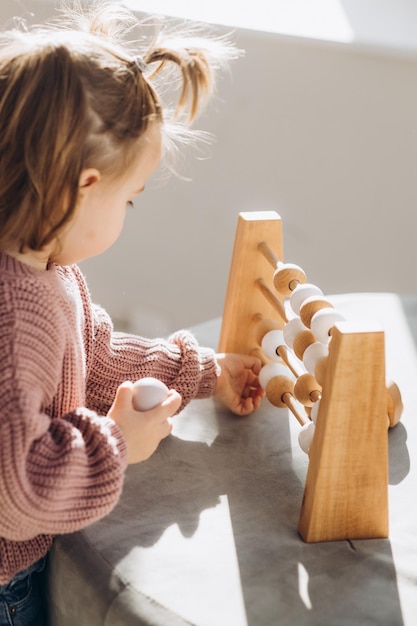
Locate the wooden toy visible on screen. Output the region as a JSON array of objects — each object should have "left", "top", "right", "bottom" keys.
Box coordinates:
[{"left": 219, "top": 211, "right": 402, "bottom": 542}]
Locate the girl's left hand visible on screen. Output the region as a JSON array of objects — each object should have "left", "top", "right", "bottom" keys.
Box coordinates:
[{"left": 215, "top": 353, "right": 265, "bottom": 416}]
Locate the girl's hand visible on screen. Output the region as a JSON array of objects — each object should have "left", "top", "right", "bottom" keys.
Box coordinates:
[
  {"left": 108, "top": 381, "right": 181, "bottom": 464},
  {"left": 215, "top": 353, "right": 265, "bottom": 416}
]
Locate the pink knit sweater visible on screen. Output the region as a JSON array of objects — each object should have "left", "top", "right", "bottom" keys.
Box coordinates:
[{"left": 0, "top": 252, "right": 219, "bottom": 583}]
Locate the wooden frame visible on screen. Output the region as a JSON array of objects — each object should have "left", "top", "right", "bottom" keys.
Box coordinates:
[
  {"left": 219, "top": 211, "right": 393, "bottom": 542},
  {"left": 219, "top": 211, "right": 285, "bottom": 355}
]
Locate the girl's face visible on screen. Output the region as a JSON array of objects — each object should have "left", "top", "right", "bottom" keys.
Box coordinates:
[{"left": 53, "top": 123, "right": 162, "bottom": 266}]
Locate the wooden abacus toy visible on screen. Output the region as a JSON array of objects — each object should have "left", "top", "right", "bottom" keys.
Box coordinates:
[{"left": 218, "top": 211, "right": 403, "bottom": 543}]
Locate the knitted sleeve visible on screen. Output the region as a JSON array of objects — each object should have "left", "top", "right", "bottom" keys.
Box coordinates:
[
  {"left": 0, "top": 277, "right": 128, "bottom": 543},
  {"left": 85, "top": 301, "right": 220, "bottom": 415}
]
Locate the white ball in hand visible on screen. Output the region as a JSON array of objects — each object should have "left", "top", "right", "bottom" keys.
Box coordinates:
[{"left": 132, "top": 378, "right": 169, "bottom": 411}]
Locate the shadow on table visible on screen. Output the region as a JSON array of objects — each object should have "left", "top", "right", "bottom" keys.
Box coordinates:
[
  {"left": 75, "top": 396, "right": 407, "bottom": 626},
  {"left": 215, "top": 404, "right": 406, "bottom": 626}
]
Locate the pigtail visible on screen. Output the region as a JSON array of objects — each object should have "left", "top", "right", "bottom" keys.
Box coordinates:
[
  {"left": 50, "top": 2, "right": 240, "bottom": 125},
  {"left": 143, "top": 33, "right": 240, "bottom": 123},
  {"left": 145, "top": 45, "right": 211, "bottom": 122}
]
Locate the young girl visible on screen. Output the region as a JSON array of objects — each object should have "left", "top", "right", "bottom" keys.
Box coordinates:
[{"left": 0, "top": 2, "right": 263, "bottom": 624}]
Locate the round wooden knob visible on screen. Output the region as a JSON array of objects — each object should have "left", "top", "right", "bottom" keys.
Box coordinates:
[
  {"left": 273, "top": 263, "right": 306, "bottom": 297},
  {"left": 386, "top": 380, "right": 403, "bottom": 428},
  {"left": 294, "top": 373, "right": 322, "bottom": 407},
  {"left": 265, "top": 375, "right": 294, "bottom": 408}
]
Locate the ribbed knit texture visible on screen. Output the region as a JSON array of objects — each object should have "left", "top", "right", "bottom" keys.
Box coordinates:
[{"left": 0, "top": 252, "right": 219, "bottom": 583}]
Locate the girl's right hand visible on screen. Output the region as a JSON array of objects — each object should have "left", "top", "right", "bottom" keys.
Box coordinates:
[{"left": 108, "top": 381, "right": 181, "bottom": 464}]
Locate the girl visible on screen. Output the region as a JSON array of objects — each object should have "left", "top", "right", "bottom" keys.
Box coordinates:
[{"left": 0, "top": 2, "right": 263, "bottom": 624}]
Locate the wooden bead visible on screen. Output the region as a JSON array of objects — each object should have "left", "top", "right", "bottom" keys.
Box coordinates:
[
  {"left": 294, "top": 373, "right": 322, "bottom": 407},
  {"left": 386, "top": 380, "right": 403, "bottom": 428},
  {"left": 303, "top": 342, "right": 329, "bottom": 375},
  {"left": 265, "top": 375, "right": 294, "bottom": 408},
  {"left": 259, "top": 362, "right": 289, "bottom": 390},
  {"left": 261, "top": 329, "right": 285, "bottom": 361},
  {"left": 292, "top": 330, "right": 316, "bottom": 361},
  {"left": 283, "top": 317, "right": 307, "bottom": 349},
  {"left": 253, "top": 315, "right": 281, "bottom": 345},
  {"left": 299, "top": 295, "right": 334, "bottom": 328},
  {"left": 310, "top": 308, "right": 345, "bottom": 344},
  {"left": 290, "top": 283, "right": 323, "bottom": 315},
  {"left": 273, "top": 263, "right": 306, "bottom": 297}
]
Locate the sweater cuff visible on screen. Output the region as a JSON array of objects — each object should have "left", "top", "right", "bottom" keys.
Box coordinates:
[
  {"left": 196, "top": 346, "right": 221, "bottom": 399},
  {"left": 103, "top": 416, "right": 129, "bottom": 471},
  {"left": 168, "top": 330, "right": 220, "bottom": 404}
]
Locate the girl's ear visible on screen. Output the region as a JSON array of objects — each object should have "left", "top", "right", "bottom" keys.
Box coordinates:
[{"left": 79, "top": 168, "right": 101, "bottom": 189}]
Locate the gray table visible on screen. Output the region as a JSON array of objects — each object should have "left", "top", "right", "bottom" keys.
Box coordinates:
[{"left": 47, "top": 293, "right": 417, "bottom": 626}]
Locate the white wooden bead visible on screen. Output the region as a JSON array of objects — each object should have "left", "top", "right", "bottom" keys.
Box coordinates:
[
  {"left": 132, "top": 377, "right": 169, "bottom": 411},
  {"left": 259, "top": 362, "right": 290, "bottom": 390},
  {"left": 261, "top": 329, "right": 285, "bottom": 361},
  {"left": 290, "top": 283, "right": 323, "bottom": 315},
  {"left": 298, "top": 421, "right": 316, "bottom": 454},
  {"left": 303, "top": 342, "right": 329, "bottom": 375},
  {"left": 283, "top": 317, "right": 307, "bottom": 349},
  {"left": 310, "top": 308, "right": 345, "bottom": 344}
]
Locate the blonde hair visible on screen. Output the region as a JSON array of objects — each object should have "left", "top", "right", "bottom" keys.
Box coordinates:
[{"left": 0, "top": 2, "right": 238, "bottom": 253}]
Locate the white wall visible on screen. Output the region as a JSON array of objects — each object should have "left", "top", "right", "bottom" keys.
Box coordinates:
[{"left": 2, "top": 1, "right": 417, "bottom": 336}]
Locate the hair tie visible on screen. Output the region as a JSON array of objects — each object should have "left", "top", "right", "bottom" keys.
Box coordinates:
[{"left": 132, "top": 55, "right": 147, "bottom": 73}]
